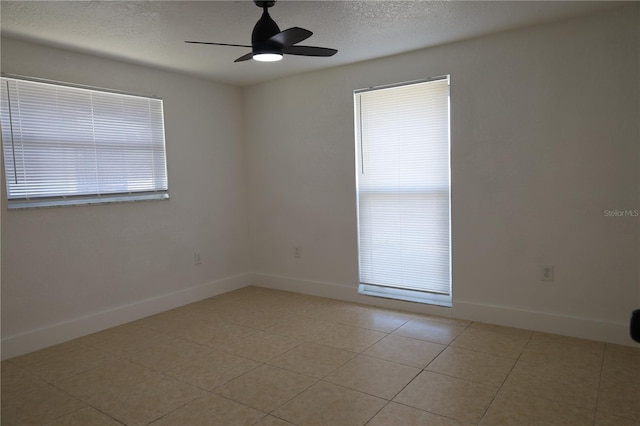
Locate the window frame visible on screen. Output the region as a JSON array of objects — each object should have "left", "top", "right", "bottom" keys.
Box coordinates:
[
  {"left": 0, "top": 74, "right": 170, "bottom": 209},
  {"left": 354, "top": 75, "right": 452, "bottom": 307}
]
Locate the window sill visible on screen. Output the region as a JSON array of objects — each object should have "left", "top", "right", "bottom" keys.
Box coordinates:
[
  {"left": 358, "top": 283, "right": 452, "bottom": 308},
  {"left": 7, "top": 192, "right": 169, "bottom": 210}
]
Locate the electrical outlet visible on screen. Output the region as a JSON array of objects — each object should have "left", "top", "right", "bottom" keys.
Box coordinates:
[
  {"left": 541, "top": 264, "right": 554, "bottom": 281},
  {"left": 194, "top": 252, "right": 202, "bottom": 265},
  {"left": 294, "top": 245, "right": 302, "bottom": 259}
]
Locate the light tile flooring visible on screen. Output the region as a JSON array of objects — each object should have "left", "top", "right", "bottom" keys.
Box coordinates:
[{"left": 2, "top": 286, "right": 639, "bottom": 426}]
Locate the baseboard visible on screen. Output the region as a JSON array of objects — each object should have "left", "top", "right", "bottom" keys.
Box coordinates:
[
  {"left": 251, "top": 272, "right": 635, "bottom": 347},
  {"left": 1, "top": 273, "right": 251, "bottom": 360}
]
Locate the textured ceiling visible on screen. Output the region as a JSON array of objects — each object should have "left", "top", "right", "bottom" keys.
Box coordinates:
[{"left": 0, "top": 1, "right": 621, "bottom": 86}]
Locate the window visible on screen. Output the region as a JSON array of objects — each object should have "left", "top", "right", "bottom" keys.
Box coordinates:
[
  {"left": 0, "top": 75, "right": 168, "bottom": 209},
  {"left": 354, "top": 76, "right": 451, "bottom": 306}
]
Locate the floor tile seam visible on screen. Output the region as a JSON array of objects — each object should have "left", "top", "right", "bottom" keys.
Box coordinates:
[
  {"left": 342, "top": 352, "right": 427, "bottom": 374},
  {"left": 415, "top": 369, "right": 502, "bottom": 393},
  {"left": 48, "top": 400, "right": 127, "bottom": 426},
  {"left": 600, "top": 360, "right": 640, "bottom": 380},
  {"left": 57, "top": 363, "right": 174, "bottom": 402},
  {"left": 467, "top": 319, "right": 535, "bottom": 335},
  {"left": 203, "top": 349, "right": 313, "bottom": 392},
  {"left": 391, "top": 329, "right": 461, "bottom": 346},
  {"left": 410, "top": 316, "right": 472, "bottom": 329},
  {"left": 159, "top": 370, "right": 215, "bottom": 393},
  {"left": 212, "top": 369, "right": 319, "bottom": 416},
  {"left": 499, "top": 385, "right": 599, "bottom": 413},
  {"left": 508, "top": 329, "right": 534, "bottom": 365},
  {"left": 314, "top": 378, "right": 389, "bottom": 403},
  {"left": 310, "top": 332, "right": 386, "bottom": 354},
  {"left": 215, "top": 316, "right": 269, "bottom": 329},
  {"left": 286, "top": 338, "right": 361, "bottom": 355},
  {"left": 422, "top": 342, "right": 521, "bottom": 386},
  {"left": 85, "top": 403, "right": 128, "bottom": 426},
  {"left": 386, "top": 398, "right": 471, "bottom": 425},
  {"left": 268, "top": 337, "right": 306, "bottom": 362},
  {"left": 83, "top": 337, "right": 176, "bottom": 358},
  {"left": 147, "top": 391, "right": 269, "bottom": 426},
  {"left": 448, "top": 335, "right": 527, "bottom": 357},
  {"left": 594, "top": 407, "right": 639, "bottom": 423},
  {"left": 448, "top": 320, "right": 535, "bottom": 342},
  {"left": 24, "top": 355, "right": 119, "bottom": 389},
  {"left": 261, "top": 325, "right": 331, "bottom": 341},
  {"left": 480, "top": 340, "right": 524, "bottom": 394},
  {"left": 177, "top": 316, "right": 246, "bottom": 330},
  {"left": 500, "top": 366, "right": 601, "bottom": 410},
  {"left": 359, "top": 349, "right": 438, "bottom": 370},
  {"left": 7, "top": 341, "right": 93, "bottom": 368},
  {"left": 603, "top": 341, "right": 640, "bottom": 356},
  {"left": 357, "top": 333, "right": 388, "bottom": 354},
  {"left": 41, "top": 380, "right": 122, "bottom": 424},
  {"left": 322, "top": 317, "right": 397, "bottom": 334},
  {"left": 208, "top": 342, "right": 270, "bottom": 362},
  {"left": 592, "top": 341, "right": 608, "bottom": 424},
  {"left": 475, "top": 358, "right": 519, "bottom": 426},
  {"left": 264, "top": 350, "right": 357, "bottom": 380},
  {"left": 377, "top": 331, "right": 451, "bottom": 352},
  {"left": 476, "top": 389, "right": 500, "bottom": 426},
  {"left": 1, "top": 358, "right": 48, "bottom": 381},
  {"left": 599, "top": 373, "right": 640, "bottom": 389},
  {"left": 422, "top": 338, "right": 451, "bottom": 371},
  {"left": 262, "top": 360, "right": 333, "bottom": 381},
  {"left": 1, "top": 380, "right": 83, "bottom": 413},
  {"left": 262, "top": 374, "right": 320, "bottom": 415},
  {"left": 509, "top": 356, "right": 604, "bottom": 383},
  {"left": 447, "top": 321, "right": 471, "bottom": 345},
  {"left": 421, "top": 365, "right": 511, "bottom": 389},
  {"left": 435, "top": 342, "right": 524, "bottom": 362},
  {"left": 0, "top": 382, "right": 55, "bottom": 404},
  {"left": 527, "top": 333, "right": 607, "bottom": 354},
  {"left": 257, "top": 412, "right": 296, "bottom": 426},
  {"left": 124, "top": 337, "right": 214, "bottom": 360},
  {"left": 371, "top": 317, "right": 411, "bottom": 335},
  {"left": 158, "top": 358, "right": 263, "bottom": 393},
  {"left": 521, "top": 344, "right": 607, "bottom": 364},
  {"left": 362, "top": 399, "right": 392, "bottom": 426},
  {"left": 363, "top": 365, "right": 423, "bottom": 401}
]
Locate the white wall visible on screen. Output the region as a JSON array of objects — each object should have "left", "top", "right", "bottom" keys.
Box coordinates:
[
  {"left": 1, "top": 39, "right": 252, "bottom": 358},
  {"left": 245, "top": 5, "right": 640, "bottom": 345},
  {"left": 1, "top": 5, "right": 638, "bottom": 358}
]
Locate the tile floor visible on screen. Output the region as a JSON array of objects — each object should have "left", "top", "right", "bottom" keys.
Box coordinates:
[{"left": 2, "top": 286, "right": 639, "bottom": 426}]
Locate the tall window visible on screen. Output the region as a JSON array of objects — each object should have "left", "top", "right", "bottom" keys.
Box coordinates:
[
  {"left": 354, "top": 76, "right": 451, "bottom": 306},
  {"left": 0, "top": 75, "right": 168, "bottom": 209}
]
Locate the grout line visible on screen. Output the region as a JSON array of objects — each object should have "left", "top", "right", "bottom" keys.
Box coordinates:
[
  {"left": 476, "top": 325, "right": 535, "bottom": 425},
  {"left": 592, "top": 343, "right": 607, "bottom": 426}
]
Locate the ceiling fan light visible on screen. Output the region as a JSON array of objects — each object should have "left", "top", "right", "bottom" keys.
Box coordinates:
[{"left": 253, "top": 52, "right": 283, "bottom": 62}]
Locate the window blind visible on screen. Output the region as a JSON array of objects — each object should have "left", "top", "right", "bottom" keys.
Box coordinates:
[
  {"left": 355, "top": 77, "right": 451, "bottom": 301},
  {"left": 0, "top": 76, "right": 168, "bottom": 208}
]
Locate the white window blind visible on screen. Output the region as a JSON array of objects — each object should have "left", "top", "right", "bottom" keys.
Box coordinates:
[
  {"left": 355, "top": 76, "right": 451, "bottom": 305},
  {"left": 0, "top": 76, "right": 169, "bottom": 209}
]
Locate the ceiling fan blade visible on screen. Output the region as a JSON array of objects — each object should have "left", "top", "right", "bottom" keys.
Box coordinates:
[
  {"left": 186, "top": 41, "right": 252, "bottom": 48},
  {"left": 282, "top": 45, "right": 337, "bottom": 57},
  {"left": 268, "top": 27, "right": 312, "bottom": 47},
  {"left": 234, "top": 52, "right": 255, "bottom": 62}
]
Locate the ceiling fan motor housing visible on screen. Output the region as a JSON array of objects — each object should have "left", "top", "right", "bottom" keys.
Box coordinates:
[{"left": 252, "top": 7, "right": 282, "bottom": 55}]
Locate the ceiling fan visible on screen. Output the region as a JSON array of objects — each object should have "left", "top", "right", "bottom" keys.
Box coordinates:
[{"left": 185, "top": 0, "right": 338, "bottom": 63}]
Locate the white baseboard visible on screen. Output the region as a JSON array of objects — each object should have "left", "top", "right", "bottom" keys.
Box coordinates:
[
  {"left": 1, "top": 273, "right": 251, "bottom": 360},
  {"left": 251, "top": 272, "right": 635, "bottom": 347}
]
